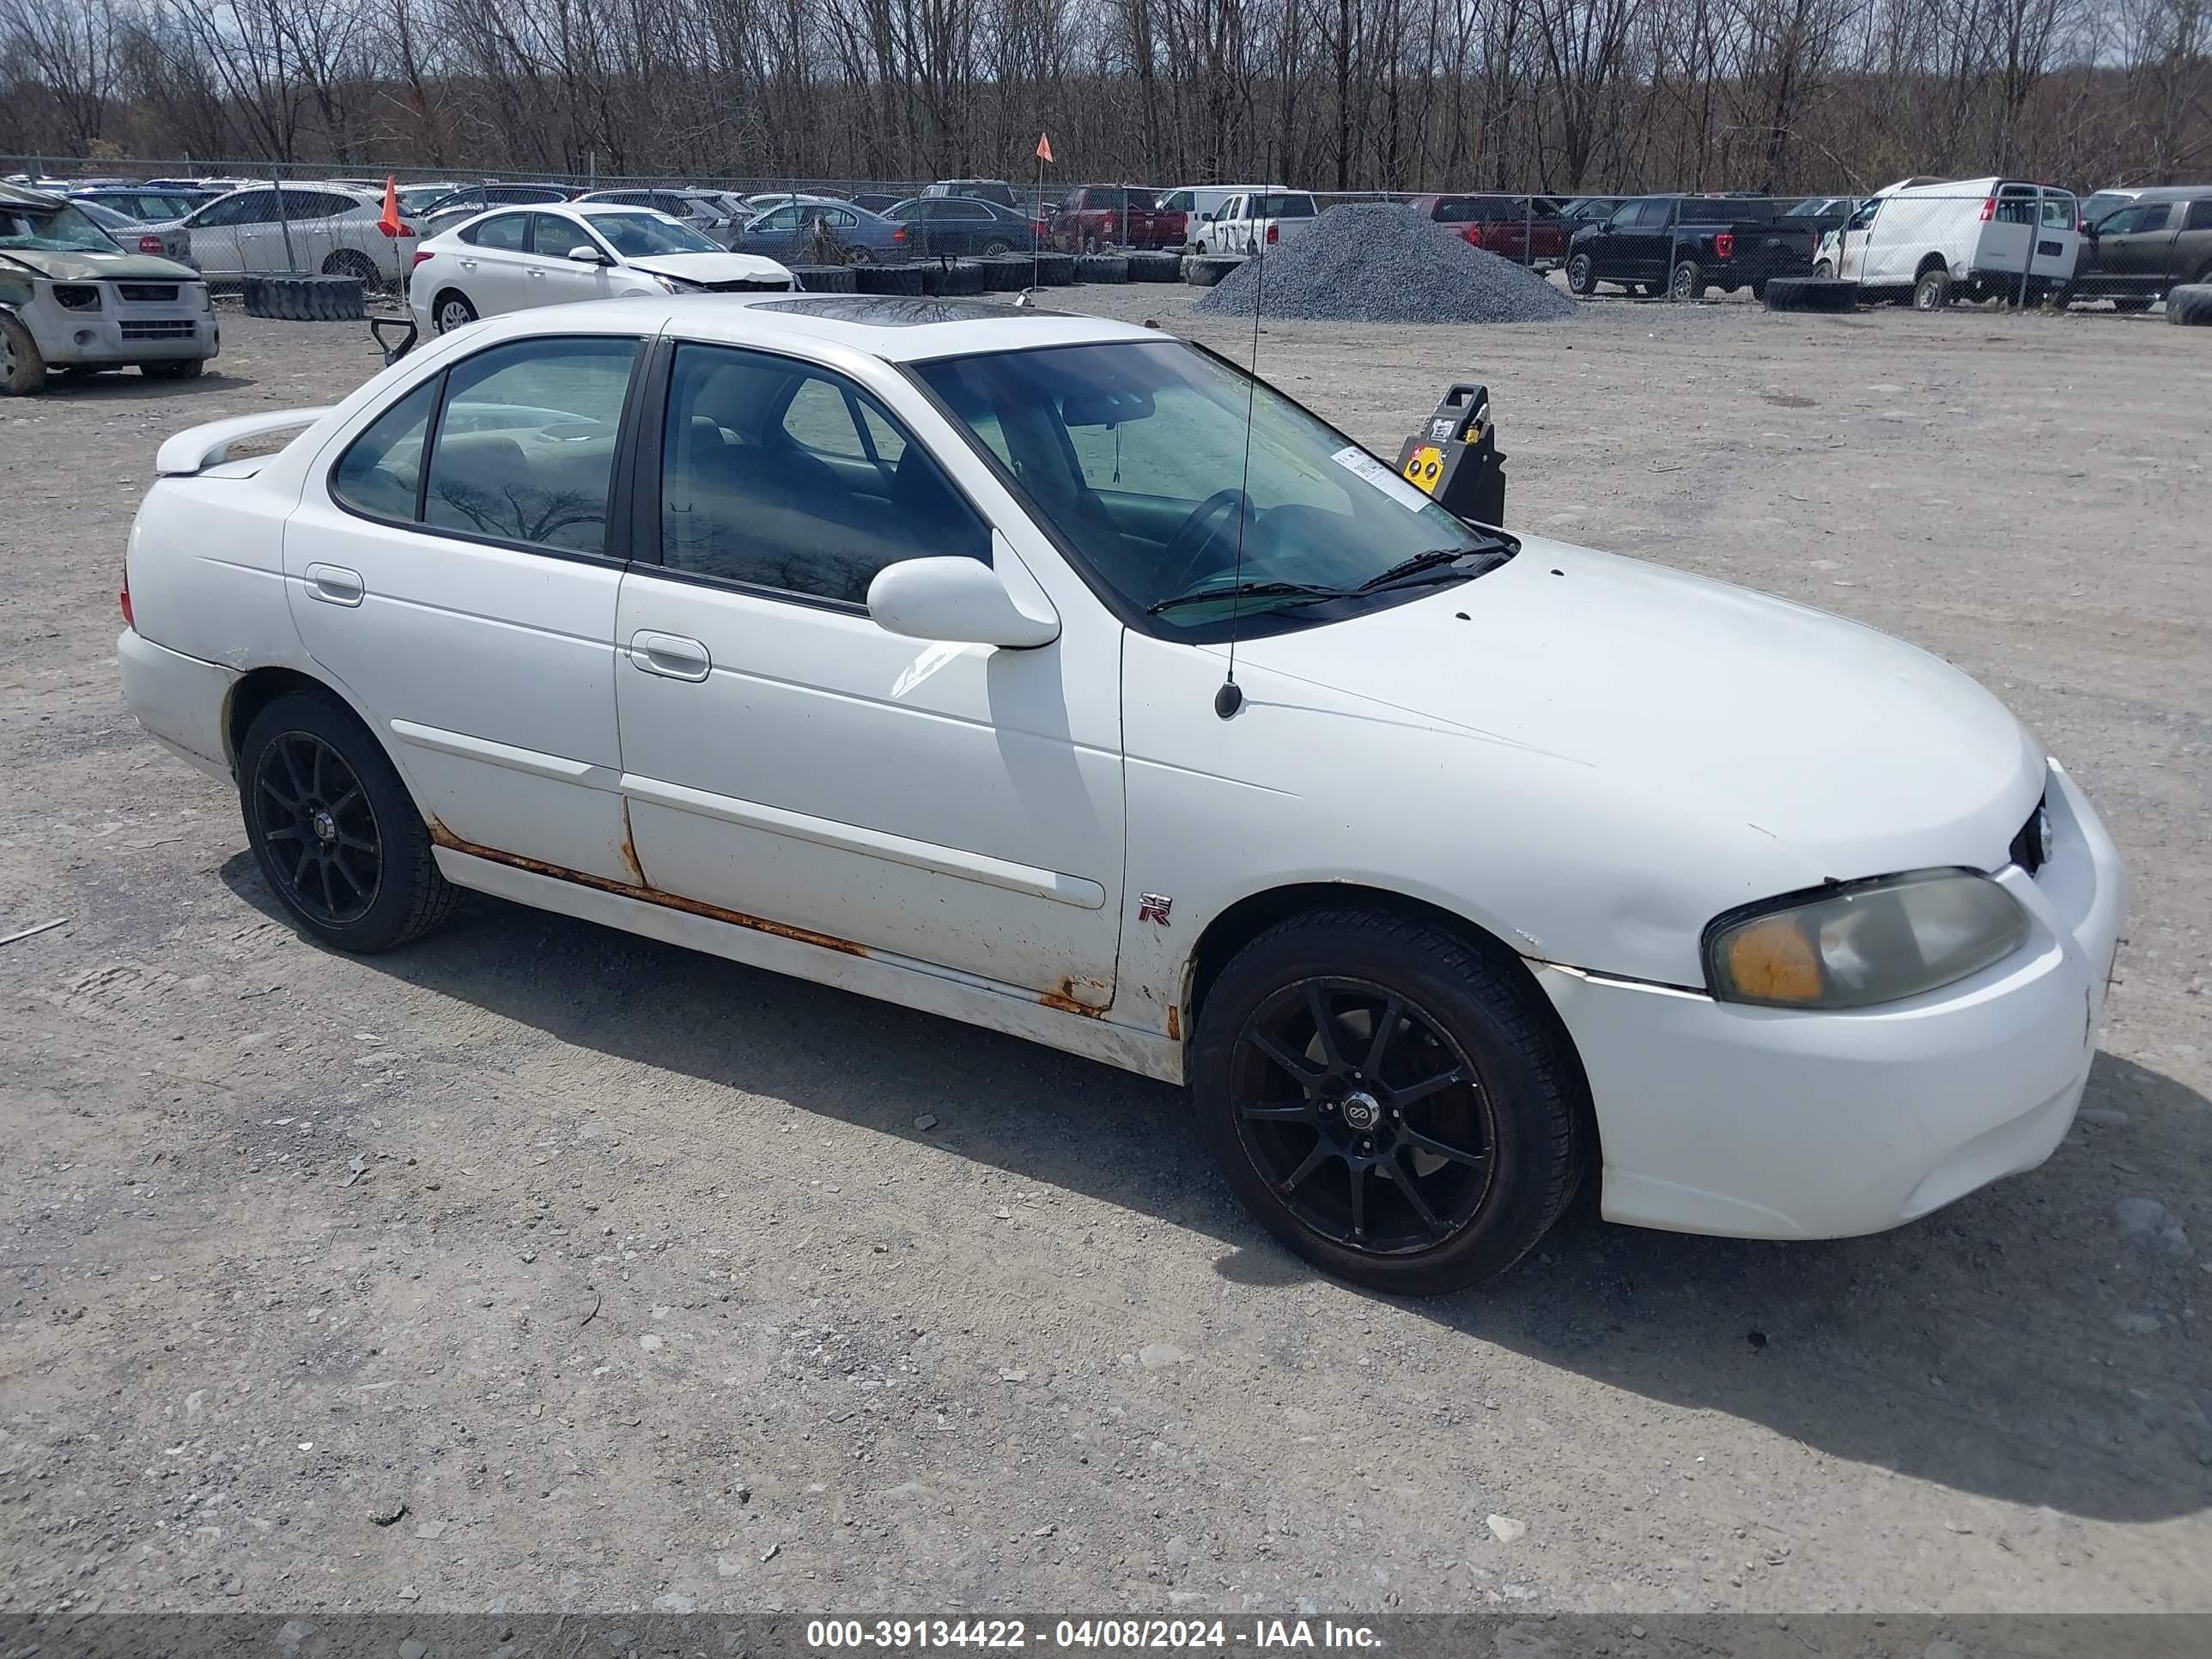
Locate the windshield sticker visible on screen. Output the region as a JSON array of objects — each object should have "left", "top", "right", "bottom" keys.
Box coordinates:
[{"left": 1332, "top": 445, "right": 1432, "bottom": 512}]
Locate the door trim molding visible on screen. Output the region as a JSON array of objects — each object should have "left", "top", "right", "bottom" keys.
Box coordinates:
[
  {"left": 391, "top": 718, "right": 623, "bottom": 790},
  {"left": 620, "top": 771, "right": 1107, "bottom": 908}
]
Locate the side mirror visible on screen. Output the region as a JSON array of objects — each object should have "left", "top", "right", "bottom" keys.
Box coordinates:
[
  {"left": 567, "top": 244, "right": 609, "bottom": 264},
  {"left": 867, "top": 557, "right": 1059, "bottom": 649}
]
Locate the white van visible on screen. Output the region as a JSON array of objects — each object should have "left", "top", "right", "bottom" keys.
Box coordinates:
[{"left": 1823, "top": 177, "right": 2079, "bottom": 308}]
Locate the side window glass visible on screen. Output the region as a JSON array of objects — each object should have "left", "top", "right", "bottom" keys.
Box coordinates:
[
  {"left": 331, "top": 378, "right": 440, "bottom": 522},
  {"left": 659, "top": 343, "right": 988, "bottom": 605},
  {"left": 2190, "top": 200, "right": 2212, "bottom": 231},
  {"left": 464, "top": 214, "right": 530, "bottom": 252},
  {"left": 2042, "top": 195, "right": 2075, "bottom": 229},
  {"left": 422, "top": 337, "right": 639, "bottom": 553}
]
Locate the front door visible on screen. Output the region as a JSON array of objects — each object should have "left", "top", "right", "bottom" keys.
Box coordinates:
[
  {"left": 283, "top": 331, "right": 645, "bottom": 882},
  {"left": 2094, "top": 200, "right": 2177, "bottom": 292},
  {"left": 612, "top": 339, "right": 1125, "bottom": 1004},
  {"left": 526, "top": 213, "right": 618, "bottom": 306}
]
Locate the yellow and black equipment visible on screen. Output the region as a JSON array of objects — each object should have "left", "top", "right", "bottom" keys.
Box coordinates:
[{"left": 1394, "top": 382, "right": 1505, "bottom": 527}]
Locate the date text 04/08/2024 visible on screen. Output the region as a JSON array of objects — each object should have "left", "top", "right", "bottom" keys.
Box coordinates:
[{"left": 805, "top": 1619, "right": 1383, "bottom": 1651}]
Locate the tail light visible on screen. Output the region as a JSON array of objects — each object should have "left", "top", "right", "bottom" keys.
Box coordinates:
[
  {"left": 1978, "top": 198, "right": 1996, "bottom": 222},
  {"left": 892, "top": 226, "right": 906, "bottom": 243},
  {"left": 1714, "top": 231, "right": 1735, "bottom": 258},
  {"left": 138, "top": 234, "right": 164, "bottom": 253},
  {"left": 1267, "top": 222, "right": 1279, "bottom": 245},
  {"left": 119, "top": 567, "right": 133, "bottom": 630},
  {"left": 411, "top": 250, "right": 434, "bottom": 269},
  {"left": 1465, "top": 223, "right": 1484, "bottom": 246}
]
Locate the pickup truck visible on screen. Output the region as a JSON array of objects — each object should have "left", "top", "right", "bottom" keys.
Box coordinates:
[
  {"left": 1565, "top": 196, "right": 1816, "bottom": 300},
  {"left": 1049, "top": 185, "right": 1186, "bottom": 251},
  {"left": 1194, "top": 190, "right": 1320, "bottom": 255},
  {"left": 1407, "top": 194, "right": 1569, "bottom": 265},
  {"left": 2065, "top": 187, "right": 2212, "bottom": 309}
]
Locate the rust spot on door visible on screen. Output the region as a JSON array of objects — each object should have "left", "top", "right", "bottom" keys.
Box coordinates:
[
  {"left": 1164, "top": 1005, "right": 1181, "bottom": 1042},
  {"left": 425, "top": 818, "right": 869, "bottom": 957},
  {"left": 616, "top": 799, "right": 647, "bottom": 887}
]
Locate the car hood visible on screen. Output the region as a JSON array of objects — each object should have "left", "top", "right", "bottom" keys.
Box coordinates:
[
  {"left": 1234, "top": 533, "right": 2045, "bottom": 887},
  {"left": 0, "top": 246, "right": 198, "bottom": 281},
  {"left": 624, "top": 251, "right": 793, "bottom": 283}
]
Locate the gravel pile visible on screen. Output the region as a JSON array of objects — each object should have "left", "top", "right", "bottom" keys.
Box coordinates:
[{"left": 1194, "top": 204, "right": 1579, "bottom": 324}]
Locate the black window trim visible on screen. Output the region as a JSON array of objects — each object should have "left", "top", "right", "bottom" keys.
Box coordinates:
[
  {"left": 625, "top": 335, "right": 996, "bottom": 618},
  {"left": 325, "top": 331, "right": 652, "bottom": 569}
]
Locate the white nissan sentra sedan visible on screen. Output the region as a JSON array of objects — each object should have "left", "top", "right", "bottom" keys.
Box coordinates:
[{"left": 118, "top": 295, "right": 2126, "bottom": 1294}]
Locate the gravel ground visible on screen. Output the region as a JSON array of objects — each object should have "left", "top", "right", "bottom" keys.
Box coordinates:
[
  {"left": 1, "top": 293, "right": 2208, "bottom": 1620},
  {"left": 1195, "top": 204, "right": 1579, "bottom": 323}
]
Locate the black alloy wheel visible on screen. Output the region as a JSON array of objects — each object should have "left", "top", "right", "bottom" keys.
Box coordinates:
[
  {"left": 251, "top": 729, "right": 382, "bottom": 926},
  {"left": 1231, "top": 976, "right": 1497, "bottom": 1254}
]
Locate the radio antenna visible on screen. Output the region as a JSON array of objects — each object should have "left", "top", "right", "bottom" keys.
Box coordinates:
[{"left": 1215, "top": 155, "right": 1270, "bottom": 721}]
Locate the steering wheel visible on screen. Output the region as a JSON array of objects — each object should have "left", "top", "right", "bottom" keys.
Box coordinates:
[{"left": 1160, "top": 487, "right": 1255, "bottom": 597}]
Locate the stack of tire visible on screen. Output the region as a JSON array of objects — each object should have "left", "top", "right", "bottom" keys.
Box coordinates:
[
  {"left": 1032, "top": 252, "right": 1075, "bottom": 287},
  {"left": 2167, "top": 285, "right": 2212, "bottom": 325},
  {"left": 1073, "top": 253, "right": 1128, "bottom": 285},
  {"left": 852, "top": 264, "right": 928, "bottom": 297},
  {"left": 976, "top": 257, "right": 1030, "bottom": 293},
  {"left": 241, "top": 273, "right": 367, "bottom": 322},
  {"left": 1183, "top": 254, "right": 1243, "bottom": 289},
  {"left": 789, "top": 266, "right": 856, "bottom": 294},
  {"left": 918, "top": 258, "right": 989, "bottom": 297},
  {"left": 1760, "top": 276, "right": 1858, "bottom": 314},
  {"left": 1127, "top": 251, "right": 1183, "bottom": 283}
]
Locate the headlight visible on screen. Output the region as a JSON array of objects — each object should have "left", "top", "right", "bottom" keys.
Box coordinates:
[
  {"left": 650, "top": 274, "right": 699, "bottom": 294},
  {"left": 1705, "top": 869, "right": 2028, "bottom": 1010}
]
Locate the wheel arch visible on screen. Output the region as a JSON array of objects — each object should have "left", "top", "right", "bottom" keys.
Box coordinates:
[
  {"left": 1914, "top": 250, "right": 1949, "bottom": 278},
  {"left": 1180, "top": 881, "right": 1599, "bottom": 1157},
  {"left": 226, "top": 664, "right": 383, "bottom": 773}
]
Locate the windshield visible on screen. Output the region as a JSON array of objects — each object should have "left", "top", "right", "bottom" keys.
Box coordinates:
[
  {"left": 590, "top": 212, "right": 720, "bottom": 256},
  {"left": 0, "top": 200, "right": 119, "bottom": 253},
  {"left": 914, "top": 340, "right": 1510, "bottom": 640}
]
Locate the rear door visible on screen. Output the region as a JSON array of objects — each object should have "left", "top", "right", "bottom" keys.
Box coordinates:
[
  {"left": 2177, "top": 198, "right": 2212, "bottom": 284},
  {"left": 2033, "top": 191, "right": 2080, "bottom": 281},
  {"left": 453, "top": 210, "right": 536, "bottom": 314},
  {"left": 283, "top": 331, "right": 645, "bottom": 881}
]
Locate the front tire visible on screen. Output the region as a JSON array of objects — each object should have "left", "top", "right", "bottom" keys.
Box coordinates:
[
  {"left": 0, "top": 313, "right": 46, "bottom": 395},
  {"left": 1565, "top": 252, "right": 1595, "bottom": 296},
  {"left": 239, "top": 690, "right": 458, "bottom": 953},
  {"left": 1191, "top": 908, "right": 1586, "bottom": 1296}
]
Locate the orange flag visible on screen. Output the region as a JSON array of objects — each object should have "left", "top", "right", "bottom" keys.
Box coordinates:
[
  {"left": 1035, "top": 132, "right": 1054, "bottom": 164},
  {"left": 377, "top": 176, "right": 402, "bottom": 236}
]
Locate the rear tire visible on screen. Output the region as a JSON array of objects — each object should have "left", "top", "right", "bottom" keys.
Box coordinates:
[
  {"left": 0, "top": 313, "right": 46, "bottom": 395},
  {"left": 1913, "top": 267, "right": 1954, "bottom": 310},
  {"left": 1191, "top": 908, "right": 1587, "bottom": 1296},
  {"left": 432, "top": 290, "right": 477, "bottom": 333},
  {"left": 1668, "top": 258, "right": 1704, "bottom": 301},
  {"left": 982, "top": 238, "right": 1012, "bottom": 256},
  {"left": 321, "top": 248, "right": 383, "bottom": 292},
  {"left": 238, "top": 690, "right": 458, "bottom": 954}
]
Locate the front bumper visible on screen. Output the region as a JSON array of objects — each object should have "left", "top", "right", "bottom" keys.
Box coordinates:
[
  {"left": 1538, "top": 759, "right": 2127, "bottom": 1239},
  {"left": 32, "top": 295, "right": 217, "bottom": 365}
]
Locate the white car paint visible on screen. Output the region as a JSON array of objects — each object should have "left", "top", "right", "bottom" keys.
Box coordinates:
[
  {"left": 177, "top": 181, "right": 416, "bottom": 287},
  {"left": 407, "top": 204, "right": 792, "bottom": 333},
  {"left": 1195, "top": 190, "right": 1321, "bottom": 255},
  {"left": 117, "top": 295, "right": 2125, "bottom": 1255},
  {"left": 1820, "top": 176, "right": 2080, "bottom": 301}
]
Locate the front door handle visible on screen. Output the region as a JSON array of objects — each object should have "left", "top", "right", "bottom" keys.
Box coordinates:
[
  {"left": 305, "top": 562, "right": 364, "bottom": 606},
  {"left": 630, "top": 630, "right": 710, "bottom": 682}
]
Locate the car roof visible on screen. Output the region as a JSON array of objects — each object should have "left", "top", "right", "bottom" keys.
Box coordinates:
[
  {"left": 460, "top": 292, "right": 1157, "bottom": 365},
  {"left": 2124, "top": 185, "right": 2212, "bottom": 200}
]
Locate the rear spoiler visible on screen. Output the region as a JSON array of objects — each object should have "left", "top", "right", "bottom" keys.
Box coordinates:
[{"left": 154, "top": 408, "right": 330, "bottom": 477}]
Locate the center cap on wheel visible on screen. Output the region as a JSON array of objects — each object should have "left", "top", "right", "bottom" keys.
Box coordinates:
[
  {"left": 311, "top": 809, "right": 337, "bottom": 845},
  {"left": 1340, "top": 1091, "right": 1382, "bottom": 1132}
]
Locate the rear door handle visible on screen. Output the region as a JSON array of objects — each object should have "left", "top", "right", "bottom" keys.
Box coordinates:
[
  {"left": 458, "top": 258, "right": 477, "bottom": 270},
  {"left": 629, "top": 630, "right": 710, "bottom": 682},
  {"left": 305, "top": 562, "right": 364, "bottom": 606}
]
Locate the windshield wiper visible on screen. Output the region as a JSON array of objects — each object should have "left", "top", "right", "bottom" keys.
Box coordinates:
[
  {"left": 1148, "top": 580, "right": 1351, "bottom": 616},
  {"left": 1353, "top": 545, "right": 1506, "bottom": 592}
]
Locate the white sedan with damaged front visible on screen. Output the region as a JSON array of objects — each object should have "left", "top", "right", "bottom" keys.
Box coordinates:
[{"left": 118, "top": 295, "right": 2126, "bottom": 1294}]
